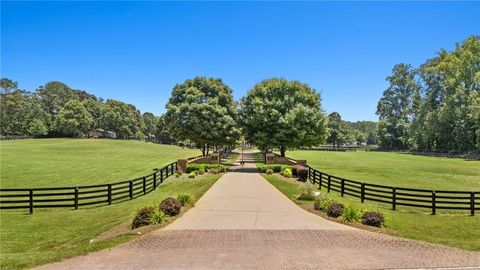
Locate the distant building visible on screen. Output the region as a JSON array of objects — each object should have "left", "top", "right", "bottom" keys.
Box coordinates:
[{"left": 88, "top": 129, "right": 116, "bottom": 139}]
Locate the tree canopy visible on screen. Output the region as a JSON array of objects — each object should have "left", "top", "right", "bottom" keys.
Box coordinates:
[
  {"left": 239, "top": 78, "right": 328, "bottom": 156},
  {"left": 164, "top": 77, "right": 241, "bottom": 155}
]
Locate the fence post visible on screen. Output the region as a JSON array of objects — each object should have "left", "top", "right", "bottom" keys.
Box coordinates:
[
  {"left": 153, "top": 173, "right": 157, "bottom": 190},
  {"left": 327, "top": 175, "right": 331, "bottom": 193},
  {"left": 129, "top": 180, "right": 133, "bottom": 199},
  {"left": 431, "top": 191, "right": 436, "bottom": 215},
  {"left": 161, "top": 169, "right": 164, "bottom": 183},
  {"left": 142, "top": 177, "right": 146, "bottom": 194},
  {"left": 166, "top": 166, "right": 169, "bottom": 178},
  {"left": 361, "top": 183, "right": 365, "bottom": 203},
  {"left": 29, "top": 189, "right": 33, "bottom": 214},
  {"left": 107, "top": 184, "right": 112, "bottom": 205},
  {"left": 392, "top": 187, "right": 396, "bottom": 210},
  {"left": 470, "top": 192, "right": 475, "bottom": 216},
  {"left": 319, "top": 172, "right": 322, "bottom": 190},
  {"left": 74, "top": 187, "right": 79, "bottom": 210},
  {"left": 341, "top": 179, "right": 345, "bottom": 197}
]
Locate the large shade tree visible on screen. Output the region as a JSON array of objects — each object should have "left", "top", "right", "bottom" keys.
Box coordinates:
[
  {"left": 239, "top": 78, "right": 328, "bottom": 157},
  {"left": 326, "top": 112, "right": 348, "bottom": 149},
  {"left": 55, "top": 100, "right": 93, "bottom": 136},
  {"left": 100, "top": 99, "right": 144, "bottom": 139},
  {"left": 164, "top": 77, "right": 241, "bottom": 156}
]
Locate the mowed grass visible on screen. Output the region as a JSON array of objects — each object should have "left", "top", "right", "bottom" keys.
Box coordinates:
[
  {"left": 263, "top": 174, "right": 480, "bottom": 251},
  {"left": 0, "top": 139, "right": 201, "bottom": 188},
  {"left": 287, "top": 150, "right": 480, "bottom": 191},
  {"left": 0, "top": 174, "right": 220, "bottom": 270}
]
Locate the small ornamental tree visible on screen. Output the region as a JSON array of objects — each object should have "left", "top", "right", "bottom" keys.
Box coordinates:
[{"left": 239, "top": 78, "right": 328, "bottom": 157}]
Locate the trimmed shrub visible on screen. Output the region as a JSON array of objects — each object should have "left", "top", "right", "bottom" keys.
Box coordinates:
[
  {"left": 266, "top": 168, "right": 273, "bottom": 175},
  {"left": 188, "top": 172, "right": 196, "bottom": 178},
  {"left": 198, "top": 169, "right": 205, "bottom": 175},
  {"left": 280, "top": 166, "right": 292, "bottom": 176},
  {"left": 297, "top": 183, "right": 317, "bottom": 200},
  {"left": 283, "top": 168, "right": 292, "bottom": 178},
  {"left": 177, "top": 193, "right": 194, "bottom": 206},
  {"left": 149, "top": 209, "right": 168, "bottom": 225},
  {"left": 132, "top": 206, "right": 155, "bottom": 229},
  {"left": 205, "top": 164, "right": 227, "bottom": 173},
  {"left": 186, "top": 164, "right": 205, "bottom": 173},
  {"left": 361, "top": 211, "right": 385, "bottom": 227},
  {"left": 272, "top": 165, "right": 282, "bottom": 173},
  {"left": 340, "top": 205, "right": 361, "bottom": 222},
  {"left": 296, "top": 167, "right": 309, "bottom": 182},
  {"left": 159, "top": 197, "right": 182, "bottom": 216},
  {"left": 327, "top": 203, "right": 344, "bottom": 218}
]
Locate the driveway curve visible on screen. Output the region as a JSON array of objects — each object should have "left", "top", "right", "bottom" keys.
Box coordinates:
[{"left": 37, "top": 152, "right": 480, "bottom": 270}]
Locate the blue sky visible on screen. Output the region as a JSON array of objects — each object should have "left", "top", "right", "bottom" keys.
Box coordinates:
[{"left": 1, "top": 1, "right": 479, "bottom": 121}]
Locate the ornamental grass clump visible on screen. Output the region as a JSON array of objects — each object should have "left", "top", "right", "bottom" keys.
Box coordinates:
[
  {"left": 132, "top": 206, "right": 155, "bottom": 229},
  {"left": 266, "top": 168, "right": 273, "bottom": 175},
  {"left": 297, "top": 183, "right": 317, "bottom": 200},
  {"left": 188, "top": 172, "right": 196, "bottom": 178},
  {"left": 327, "top": 203, "right": 344, "bottom": 218},
  {"left": 159, "top": 197, "right": 182, "bottom": 216},
  {"left": 148, "top": 209, "right": 168, "bottom": 225},
  {"left": 361, "top": 211, "right": 385, "bottom": 227},
  {"left": 177, "top": 193, "right": 194, "bottom": 206},
  {"left": 340, "top": 205, "right": 361, "bottom": 222}
]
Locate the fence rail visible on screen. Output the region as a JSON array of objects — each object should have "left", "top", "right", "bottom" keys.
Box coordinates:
[
  {"left": 307, "top": 166, "right": 479, "bottom": 216},
  {"left": 0, "top": 156, "right": 202, "bottom": 213}
]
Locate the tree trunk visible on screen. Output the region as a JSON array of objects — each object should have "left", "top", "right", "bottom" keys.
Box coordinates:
[
  {"left": 201, "top": 144, "right": 206, "bottom": 156},
  {"left": 206, "top": 144, "right": 210, "bottom": 155},
  {"left": 280, "top": 146, "right": 286, "bottom": 157}
]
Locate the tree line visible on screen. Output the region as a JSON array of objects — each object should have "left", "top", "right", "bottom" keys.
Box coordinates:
[
  {"left": 376, "top": 36, "right": 480, "bottom": 153},
  {"left": 0, "top": 80, "right": 174, "bottom": 142},
  {"left": 1, "top": 36, "right": 477, "bottom": 156}
]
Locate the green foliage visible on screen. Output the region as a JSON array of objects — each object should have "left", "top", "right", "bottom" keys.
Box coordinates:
[
  {"left": 177, "top": 193, "right": 194, "bottom": 206},
  {"left": 155, "top": 115, "right": 175, "bottom": 144},
  {"left": 188, "top": 172, "right": 196, "bottom": 178},
  {"left": 266, "top": 168, "right": 273, "bottom": 174},
  {"left": 100, "top": 99, "right": 144, "bottom": 139},
  {"left": 239, "top": 78, "right": 328, "bottom": 156},
  {"left": 148, "top": 209, "right": 168, "bottom": 225},
  {"left": 361, "top": 211, "right": 385, "bottom": 227},
  {"left": 283, "top": 168, "right": 292, "bottom": 178},
  {"left": 296, "top": 182, "right": 317, "bottom": 200},
  {"left": 280, "top": 166, "right": 292, "bottom": 175},
  {"left": 377, "top": 36, "right": 480, "bottom": 152},
  {"left": 327, "top": 112, "right": 348, "bottom": 149},
  {"left": 198, "top": 169, "right": 205, "bottom": 175},
  {"left": 142, "top": 112, "right": 158, "bottom": 137},
  {"left": 164, "top": 77, "right": 241, "bottom": 154},
  {"left": 327, "top": 203, "right": 344, "bottom": 218},
  {"left": 175, "top": 171, "right": 181, "bottom": 178},
  {"left": 131, "top": 206, "right": 155, "bottom": 229},
  {"left": 319, "top": 196, "right": 334, "bottom": 211},
  {"left": 340, "top": 205, "right": 362, "bottom": 222},
  {"left": 55, "top": 100, "right": 93, "bottom": 136}
]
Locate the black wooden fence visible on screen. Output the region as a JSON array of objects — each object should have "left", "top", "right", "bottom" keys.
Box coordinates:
[
  {"left": 307, "top": 166, "right": 479, "bottom": 216},
  {"left": 0, "top": 156, "right": 203, "bottom": 213}
]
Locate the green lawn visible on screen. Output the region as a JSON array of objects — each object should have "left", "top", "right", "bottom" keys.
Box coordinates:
[
  {"left": 286, "top": 150, "right": 480, "bottom": 191},
  {"left": 263, "top": 174, "right": 480, "bottom": 251},
  {"left": 0, "top": 139, "right": 221, "bottom": 269},
  {"left": 0, "top": 139, "right": 201, "bottom": 188},
  {"left": 0, "top": 173, "right": 220, "bottom": 270}
]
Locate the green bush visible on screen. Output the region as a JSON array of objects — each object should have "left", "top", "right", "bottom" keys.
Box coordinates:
[
  {"left": 340, "top": 205, "right": 361, "bottom": 222},
  {"left": 272, "top": 165, "right": 282, "bottom": 173},
  {"left": 297, "top": 183, "right": 317, "bottom": 200},
  {"left": 177, "top": 193, "right": 194, "bottom": 206},
  {"left": 159, "top": 197, "right": 182, "bottom": 216},
  {"left": 283, "top": 168, "right": 292, "bottom": 178},
  {"left": 132, "top": 206, "right": 155, "bottom": 229},
  {"left": 175, "top": 171, "right": 181, "bottom": 178},
  {"left": 266, "top": 168, "right": 273, "bottom": 175},
  {"left": 327, "top": 203, "right": 344, "bottom": 218},
  {"left": 319, "top": 197, "right": 334, "bottom": 211},
  {"left": 186, "top": 164, "right": 205, "bottom": 173},
  {"left": 280, "top": 166, "right": 292, "bottom": 175},
  {"left": 149, "top": 209, "right": 168, "bottom": 225},
  {"left": 361, "top": 211, "right": 385, "bottom": 227},
  {"left": 188, "top": 172, "right": 196, "bottom": 178},
  {"left": 198, "top": 169, "right": 205, "bottom": 175}
]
